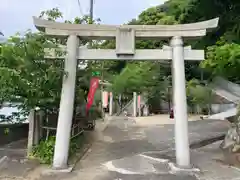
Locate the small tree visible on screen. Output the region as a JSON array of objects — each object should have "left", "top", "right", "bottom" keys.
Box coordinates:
[
  {"left": 187, "top": 79, "right": 213, "bottom": 114},
  {"left": 0, "top": 8, "right": 100, "bottom": 121}
]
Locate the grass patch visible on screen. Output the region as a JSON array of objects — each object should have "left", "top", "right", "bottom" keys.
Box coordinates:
[{"left": 31, "top": 134, "right": 85, "bottom": 164}]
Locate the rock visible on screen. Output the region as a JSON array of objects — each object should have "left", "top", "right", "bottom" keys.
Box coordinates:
[
  {"left": 220, "top": 123, "right": 240, "bottom": 152},
  {"left": 233, "top": 144, "right": 240, "bottom": 153}
]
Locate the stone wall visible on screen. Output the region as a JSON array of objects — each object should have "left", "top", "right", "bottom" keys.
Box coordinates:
[{"left": 0, "top": 123, "right": 28, "bottom": 146}]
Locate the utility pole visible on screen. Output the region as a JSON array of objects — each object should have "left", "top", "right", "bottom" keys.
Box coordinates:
[
  {"left": 101, "top": 62, "right": 105, "bottom": 120},
  {"left": 89, "top": 0, "right": 104, "bottom": 120},
  {"left": 89, "top": 0, "right": 105, "bottom": 119},
  {"left": 89, "top": 0, "right": 94, "bottom": 24}
]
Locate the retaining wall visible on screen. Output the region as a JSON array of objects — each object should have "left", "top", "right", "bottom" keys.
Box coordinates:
[{"left": 0, "top": 123, "right": 28, "bottom": 146}]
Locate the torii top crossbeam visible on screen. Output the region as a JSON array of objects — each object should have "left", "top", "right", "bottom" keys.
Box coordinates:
[{"left": 33, "top": 17, "right": 219, "bottom": 40}]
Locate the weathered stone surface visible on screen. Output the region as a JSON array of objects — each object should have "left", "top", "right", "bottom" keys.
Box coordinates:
[
  {"left": 116, "top": 28, "right": 135, "bottom": 55},
  {"left": 220, "top": 104, "right": 240, "bottom": 153}
]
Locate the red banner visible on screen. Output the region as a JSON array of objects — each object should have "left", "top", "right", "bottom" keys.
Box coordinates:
[
  {"left": 86, "top": 77, "right": 100, "bottom": 114},
  {"left": 138, "top": 95, "right": 141, "bottom": 109}
]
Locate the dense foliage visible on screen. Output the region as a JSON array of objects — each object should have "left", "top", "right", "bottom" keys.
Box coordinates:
[
  {"left": 1, "top": 0, "right": 240, "bottom": 117},
  {"left": 180, "top": 0, "right": 240, "bottom": 82},
  {"left": 31, "top": 135, "right": 84, "bottom": 164},
  {"left": 201, "top": 40, "right": 240, "bottom": 83},
  {"left": 0, "top": 8, "right": 102, "bottom": 120},
  {"left": 105, "top": 0, "right": 240, "bottom": 112}
]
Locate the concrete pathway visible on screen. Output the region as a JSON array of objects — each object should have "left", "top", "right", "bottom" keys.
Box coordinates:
[
  {"left": 0, "top": 139, "right": 27, "bottom": 160},
  {"left": 36, "top": 115, "right": 240, "bottom": 180},
  {"left": 133, "top": 114, "right": 203, "bottom": 126}
]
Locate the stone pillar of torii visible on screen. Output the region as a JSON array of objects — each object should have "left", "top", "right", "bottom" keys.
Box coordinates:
[{"left": 33, "top": 17, "right": 219, "bottom": 170}]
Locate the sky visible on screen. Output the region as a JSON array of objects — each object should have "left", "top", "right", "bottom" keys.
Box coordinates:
[{"left": 0, "top": 0, "right": 167, "bottom": 37}]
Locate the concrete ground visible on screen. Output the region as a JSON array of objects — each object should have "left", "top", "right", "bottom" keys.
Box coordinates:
[
  {"left": 2, "top": 115, "right": 240, "bottom": 180},
  {"left": 134, "top": 114, "right": 204, "bottom": 126},
  {"left": 30, "top": 114, "right": 240, "bottom": 180},
  {"left": 0, "top": 139, "right": 27, "bottom": 159}
]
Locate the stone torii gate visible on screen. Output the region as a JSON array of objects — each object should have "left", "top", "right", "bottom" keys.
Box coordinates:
[{"left": 33, "top": 17, "right": 219, "bottom": 169}]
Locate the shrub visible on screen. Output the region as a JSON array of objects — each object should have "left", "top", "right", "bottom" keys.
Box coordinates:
[
  {"left": 31, "top": 136, "right": 55, "bottom": 164},
  {"left": 31, "top": 135, "right": 85, "bottom": 164}
]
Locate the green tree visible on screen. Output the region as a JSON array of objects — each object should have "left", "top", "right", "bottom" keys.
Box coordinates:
[
  {"left": 201, "top": 38, "right": 240, "bottom": 83},
  {"left": 0, "top": 8, "right": 100, "bottom": 120},
  {"left": 111, "top": 62, "right": 159, "bottom": 94},
  {"left": 187, "top": 79, "right": 213, "bottom": 114}
]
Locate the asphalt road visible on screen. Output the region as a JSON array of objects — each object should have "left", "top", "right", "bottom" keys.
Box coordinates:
[{"left": 39, "top": 116, "right": 230, "bottom": 180}]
